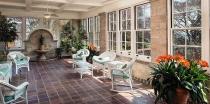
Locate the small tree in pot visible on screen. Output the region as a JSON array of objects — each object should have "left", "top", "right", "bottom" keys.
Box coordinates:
[{"left": 0, "top": 12, "right": 17, "bottom": 60}]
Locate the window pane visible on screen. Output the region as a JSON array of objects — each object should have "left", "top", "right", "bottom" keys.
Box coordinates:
[
  {"left": 136, "top": 31, "right": 143, "bottom": 42},
  {"left": 174, "top": 13, "right": 187, "bottom": 28},
  {"left": 186, "top": 29, "right": 201, "bottom": 45},
  {"left": 110, "top": 23, "right": 113, "bottom": 31},
  {"left": 109, "top": 41, "right": 112, "bottom": 50},
  {"left": 137, "top": 6, "right": 144, "bottom": 18},
  {"left": 114, "top": 12, "right": 117, "bottom": 21},
  {"left": 114, "top": 23, "right": 116, "bottom": 31},
  {"left": 144, "top": 43, "right": 151, "bottom": 49},
  {"left": 126, "top": 42, "right": 131, "bottom": 50},
  {"left": 113, "top": 32, "right": 116, "bottom": 41},
  {"left": 187, "top": 10, "right": 201, "bottom": 27},
  {"left": 173, "top": 30, "right": 186, "bottom": 45},
  {"left": 121, "top": 32, "right": 125, "bottom": 41},
  {"left": 122, "top": 21, "right": 126, "bottom": 30},
  {"left": 145, "top": 17, "right": 150, "bottom": 29},
  {"left": 121, "top": 42, "right": 126, "bottom": 50},
  {"left": 144, "top": 50, "right": 151, "bottom": 56},
  {"left": 113, "top": 42, "right": 116, "bottom": 50},
  {"left": 127, "top": 8, "right": 131, "bottom": 19},
  {"left": 109, "top": 32, "right": 112, "bottom": 40},
  {"left": 26, "top": 17, "right": 40, "bottom": 33},
  {"left": 187, "top": 47, "right": 201, "bottom": 60},
  {"left": 137, "top": 19, "right": 144, "bottom": 29},
  {"left": 173, "top": 46, "right": 185, "bottom": 56},
  {"left": 136, "top": 43, "right": 143, "bottom": 54},
  {"left": 126, "top": 32, "right": 131, "bottom": 41},
  {"left": 144, "top": 31, "right": 151, "bottom": 43},
  {"left": 174, "top": 0, "right": 186, "bottom": 13},
  {"left": 122, "top": 10, "right": 126, "bottom": 20},
  {"left": 9, "top": 17, "right": 22, "bottom": 32},
  {"left": 187, "top": 0, "right": 201, "bottom": 11},
  {"left": 145, "top": 4, "right": 151, "bottom": 17},
  {"left": 127, "top": 20, "right": 131, "bottom": 30}
]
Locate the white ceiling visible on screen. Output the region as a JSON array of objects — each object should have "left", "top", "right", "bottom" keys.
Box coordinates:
[{"left": 0, "top": 0, "right": 118, "bottom": 13}]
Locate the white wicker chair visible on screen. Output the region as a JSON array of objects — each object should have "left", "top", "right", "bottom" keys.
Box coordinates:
[
  {"left": 110, "top": 57, "right": 137, "bottom": 92},
  {"left": 72, "top": 49, "right": 90, "bottom": 68},
  {"left": 0, "top": 62, "right": 12, "bottom": 83},
  {"left": 0, "top": 81, "right": 29, "bottom": 104},
  {"left": 7, "top": 51, "right": 30, "bottom": 74},
  {"left": 92, "top": 51, "right": 116, "bottom": 77}
]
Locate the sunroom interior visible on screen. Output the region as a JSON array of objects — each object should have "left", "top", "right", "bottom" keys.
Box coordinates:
[{"left": 0, "top": 0, "right": 210, "bottom": 104}]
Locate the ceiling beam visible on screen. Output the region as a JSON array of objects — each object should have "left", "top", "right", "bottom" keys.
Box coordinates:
[
  {"left": 32, "top": 5, "right": 60, "bottom": 10},
  {"left": 72, "top": 2, "right": 103, "bottom": 7},
  {"left": 25, "top": 0, "right": 32, "bottom": 11},
  {"left": 0, "top": 1, "right": 25, "bottom": 7},
  {"left": 33, "top": 0, "right": 68, "bottom": 4},
  {"left": 64, "top": 8, "right": 88, "bottom": 12},
  {"left": 56, "top": 0, "right": 74, "bottom": 13}
]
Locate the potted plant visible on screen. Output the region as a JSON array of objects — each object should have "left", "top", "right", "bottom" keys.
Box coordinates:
[
  {"left": 0, "top": 12, "right": 17, "bottom": 60},
  {"left": 86, "top": 43, "right": 99, "bottom": 63},
  {"left": 151, "top": 55, "right": 209, "bottom": 104}
]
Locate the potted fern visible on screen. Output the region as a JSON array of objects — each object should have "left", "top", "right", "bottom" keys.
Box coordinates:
[
  {"left": 0, "top": 12, "right": 17, "bottom": 60},
  {"left": 151, "top": 55, "right": 209, "bottom": 104}
]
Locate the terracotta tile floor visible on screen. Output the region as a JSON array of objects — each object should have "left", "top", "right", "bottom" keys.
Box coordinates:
[{"left": 11, "top": 59, "right": 155, "bottom": 104}]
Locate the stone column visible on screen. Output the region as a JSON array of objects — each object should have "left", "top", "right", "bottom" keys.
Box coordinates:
[
  {"left": 99, "top": 12, "right": 107, "bottom": 53},
  {"left": 151, "top": 0, "right": 168, "bottom": 62}
]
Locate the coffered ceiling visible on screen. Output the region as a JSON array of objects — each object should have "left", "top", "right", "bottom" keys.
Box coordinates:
[{"left": 0, "top": 0, "right": 118, "bottom": 13}]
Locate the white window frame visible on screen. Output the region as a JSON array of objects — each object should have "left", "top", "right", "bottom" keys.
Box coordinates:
[
  {"left": 169, "top": 0, "right": 210, "bottom": 61},
  {"left": 108, "top": 11, "right": 117, "bottom": 51},
  {"left": 135, "top": 3, "right": 151, "bottom": 62},
  {"left": 94, "top": 16, "right": 100, "bottom": 48},
  {"left": 119, "top": 8, "right": 132, "bottom": 52},
  {"left": 87, "top": 17, "right": 94, "bottom": 44}
]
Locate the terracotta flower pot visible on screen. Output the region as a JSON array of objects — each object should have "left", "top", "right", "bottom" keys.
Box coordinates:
[{"left": 175, "top": 88, "right": 189, "bottom": 104}]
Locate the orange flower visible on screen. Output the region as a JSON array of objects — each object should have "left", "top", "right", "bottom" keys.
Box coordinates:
[
  {"left": 198, "top": 60, "right": 209, "bottom": 67},
  {"left": 156, "top": 55, "right": 173, "bottom": 63},
  {"left": 88, "top": 43, "right": 97, "bottom": 51},
  {"left": 173, "top": 54, "right": 185, "bottom": 61},
  {"left": 179, "top": 59, "right": 190, "bottom": 68}
]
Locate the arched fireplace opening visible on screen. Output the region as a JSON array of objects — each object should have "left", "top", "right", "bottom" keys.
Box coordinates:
[{"left": 25, "top": 29, "right": 57, "bottom": 61}]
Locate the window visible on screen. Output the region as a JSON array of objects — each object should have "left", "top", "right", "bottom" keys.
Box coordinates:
[
  {"left": 135, "top": 3, "right": 151, "bottom": 57},
  {"left": 172, "top": 0, "right": 201, "bottom": 60},
  {"left": 87, "top": 17, "right": 94, "bottom": 44},
  {"left": 94, "top": 16, "right": 100, "bottom": 47},
  {"left": 108, "top": 11, "right": 117, "bottom": 51},
  {"left": 119, "top": 8, "right": 131, "bottom": 51},
  {"left": 26, "top": 17, "right": 40, "bottom": 39},
  {"left": 81, "top": 19, "right": 87, "bottom": 31},
  {"left": 7, "top": 17, "right": 23, "bottom": 49}
]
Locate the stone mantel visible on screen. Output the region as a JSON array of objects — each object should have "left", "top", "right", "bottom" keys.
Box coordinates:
[{"left": 25, "top": 28, "right": 58, "bottom": 41}]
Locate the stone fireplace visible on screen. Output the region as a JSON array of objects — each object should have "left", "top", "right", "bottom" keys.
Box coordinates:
[{"left": 25, "top": 29, "right": 57, "bottom": 61}]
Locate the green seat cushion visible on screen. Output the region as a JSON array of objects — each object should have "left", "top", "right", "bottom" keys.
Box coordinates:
[
  {"left": 112, "top": 70, "right": 129, "bottom": 79},
  {"left": 0, "top": 67, "right": 9, "bottom": 76},
  {"left": 16, "top": 59, "right": 28, "bottom": 65},
  {"left": 77, "top": 52, "right": 83, "bottom": 57},
  {"left": 4, "top": 95, "right": 14, "bottom": 102},
  {"left": 74, "top": 57, "right": 83, "bottom": 60},
  {"left": 15, "top": 55, "right": 27, "bottom": 61},
  {"left": 93, "top": 56, "right": 110, "bottom": 64}
]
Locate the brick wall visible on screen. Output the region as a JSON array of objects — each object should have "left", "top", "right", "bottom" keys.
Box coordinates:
[
  {"left": 99, "top": 12, "right": 107, "bottom": 53},
  {"left": 151, "top": 0, "right": 168, "bottom": 62}
]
